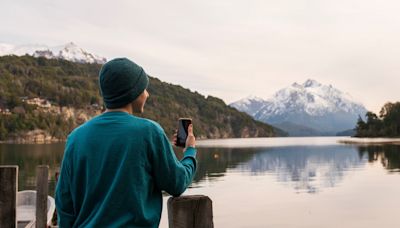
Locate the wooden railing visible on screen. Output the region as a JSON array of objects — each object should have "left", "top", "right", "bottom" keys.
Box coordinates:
[{"left": 0, "top": 165, "right": 213, "bottom": 228}]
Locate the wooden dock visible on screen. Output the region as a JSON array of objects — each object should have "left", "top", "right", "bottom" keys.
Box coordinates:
[{"left": 0, "top": 165, "right": 213, "bottom": 228}]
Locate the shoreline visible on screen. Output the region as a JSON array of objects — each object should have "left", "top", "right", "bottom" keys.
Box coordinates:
[
  {"left": 0, "top": 139, "right": 66, "bottom": 145},
  {"left": 338, "top": 137, "right": 400, "bottom": 145},
  {"left": 2, "top": 136, "right": 400, "bottom": 146}
]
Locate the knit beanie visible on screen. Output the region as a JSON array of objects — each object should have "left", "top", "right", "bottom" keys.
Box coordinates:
[{"left": 99, "top": 58, "right": 149, "bottom": 109}]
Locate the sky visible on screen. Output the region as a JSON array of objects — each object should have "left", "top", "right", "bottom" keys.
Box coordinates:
[{"left": 1, "top": 0, "right": 400, "bottom": 113}]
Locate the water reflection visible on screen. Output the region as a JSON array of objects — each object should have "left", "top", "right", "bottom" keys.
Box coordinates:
[
  {"left": 0, "top": 143, "right": 64, "bottom": 194},
  {"left": 190, "top": 148, "right": 258, "bottom": 183},
  {"left": 358, "top": 145, "right": 400, "bottom": 172},
  {"left": 237, "top": 146, "right": 367, "bottom": 193},
  {"left": 192, "top": 145, "right": 400, "bottom": 193},
  {"left": 1, "top": 142, "right": 400, "bottom": 195}
]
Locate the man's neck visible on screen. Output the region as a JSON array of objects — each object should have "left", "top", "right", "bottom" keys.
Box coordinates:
[{"left": 105, "top": 105, "right": 133, "bottom": 114}]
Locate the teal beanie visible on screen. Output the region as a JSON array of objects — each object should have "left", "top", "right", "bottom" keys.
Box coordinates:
[{"left": 99, "top": 58, "right": 149, "bottom": 109}]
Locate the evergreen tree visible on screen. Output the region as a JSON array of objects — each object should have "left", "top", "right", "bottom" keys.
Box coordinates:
[{"left": 355, "top": 102, "right": 400, "bottom": 137}]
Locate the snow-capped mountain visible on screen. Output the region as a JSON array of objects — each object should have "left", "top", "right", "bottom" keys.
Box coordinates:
[
  {"left": 230, "top": 95, "right": 266, "bottom": 115},
  {"left": 0, "top": 42, "right": 106, "bottom": 64},
  {"left": 230, "top": 79, "right": 367, "bottom": 136}
]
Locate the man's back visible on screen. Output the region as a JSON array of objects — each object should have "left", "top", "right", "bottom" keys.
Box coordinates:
[{"left": 56, "top": 111, "right": 197, "bottom": 227}]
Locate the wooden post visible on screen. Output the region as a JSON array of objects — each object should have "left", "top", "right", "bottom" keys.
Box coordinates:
[
  {"left": 36, "top": 165, "right": 49, "bottom": 228},
  {"left": 167, "top": 195, "right": 213, "bottom": 228},
  {"left": 52, "top": 171, "right": 60, "bottom": 225},
  {"left": 0, "top": 165, "right": 18, "bottom": 228}
]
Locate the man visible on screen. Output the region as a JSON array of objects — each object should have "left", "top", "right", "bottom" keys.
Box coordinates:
[{"left": 55, "top": 58, "right": 197, "bottom": 227}]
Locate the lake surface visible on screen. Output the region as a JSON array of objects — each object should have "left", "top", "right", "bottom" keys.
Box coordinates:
[{"left": 1, "top": 137, "right": 400, "bottom": 227}]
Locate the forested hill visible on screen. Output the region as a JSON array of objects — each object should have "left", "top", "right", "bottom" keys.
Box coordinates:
[
  {"left": 355, "top": 102, "right": 400, "bottom": 137},
  {"left": 0, "top": 55, "right": 285, "bottom": 142}
]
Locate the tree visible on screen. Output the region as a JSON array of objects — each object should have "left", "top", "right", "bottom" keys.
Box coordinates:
[
  {"left": 380, "top": 102, "right": 400, "bottom": 136},
  {"left": 355, "top": 102, "right": 400, "bottom": 137},
  {"left": 0, "top": 118, "right": 8, "bottom": 140}
]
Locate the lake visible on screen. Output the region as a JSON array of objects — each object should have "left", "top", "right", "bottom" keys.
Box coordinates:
[{"left": 1, "top": 137, "right": 400, "bottom": 227}]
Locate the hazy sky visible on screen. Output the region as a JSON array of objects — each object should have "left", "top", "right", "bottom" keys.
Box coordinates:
[{"left": 2, "top": 0, "right": 400, "bottom": 112}]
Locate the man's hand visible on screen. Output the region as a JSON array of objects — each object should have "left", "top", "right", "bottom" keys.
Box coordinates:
[
  {"left": 173, "top": 124, "right": 196, "bottom": 151},
  {"left": 185, "top": 124, "right": 196, "bottom": 149}
]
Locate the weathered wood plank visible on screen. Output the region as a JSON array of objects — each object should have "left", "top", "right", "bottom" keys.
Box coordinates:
[
  {"left": 36, "top": 165, "right": 49, "bottom": 228},
  {"left": 167, "top": 195, "right": 213, "bottom": 228},
  {"left": 0, "top": 165, "right": 18, "bottom": 228},
  {"left": 52, "top": 171, "right": 60, "bottom": 225}
]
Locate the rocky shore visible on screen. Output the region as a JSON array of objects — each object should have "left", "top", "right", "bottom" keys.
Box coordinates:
[
  {"left": 0, "top": 129, "right": 64, "bottom": 144},
  {"left": 0, "top": 105, "right": 102, "bottom": 144}
]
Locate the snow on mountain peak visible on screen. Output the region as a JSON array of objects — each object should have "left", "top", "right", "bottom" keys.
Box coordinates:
[
  {"left": 0, "top": 42, "right": 106, "bottom": 64},
  {"left": 267, "top": 79, "right": 365, "bottom": 116},
  {"left": 230, "top": 79, "right": 368, "bottom": 134},
  {"left": 291, "top": 82, "right": 302, "bottom": 88},
  {"left": 230, "top": 95, "right": 267, "bottom": 115},
  {"left": 244, "top": 95, "right": 265, "bottom": 102},
  {"left": 302, "top": 79, "right": 321, "bottom": 88},
  {"left": 65, "top": 42, "right": 77, "bottom": 48},
  {"left": 0, "top": 43, "right": 14, "bottom": 53}
]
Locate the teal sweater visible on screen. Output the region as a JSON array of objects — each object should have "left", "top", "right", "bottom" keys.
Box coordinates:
[{"left": 55, "top": 111, "right": 197, "bottom": 227}]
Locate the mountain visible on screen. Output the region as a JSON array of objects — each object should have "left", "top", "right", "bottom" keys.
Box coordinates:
[
  {"left": 273, "top": 121, "right": 329, "bottom": 136},
  {"left": 230, "top": 79, "right": 367, "bottom": 136},
  {"left": 229, "top": 95, "right": 266, "bottom": 115},
  {"left": 0, "top": 55, "right": 285, "bottom": 142},
  {"left": 336, "top": 129, "right": 356, "bottom": 136},
  {"left": 0, "top": 42, "right": 106, "bottom": 64}
]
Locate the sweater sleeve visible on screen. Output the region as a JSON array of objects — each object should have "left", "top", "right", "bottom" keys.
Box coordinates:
[
  {"left": 151, "top": 127, "right": 197, "bottom": 197},
  {"left": 55, "top": 137, "right": 76, "bottom": 227}
]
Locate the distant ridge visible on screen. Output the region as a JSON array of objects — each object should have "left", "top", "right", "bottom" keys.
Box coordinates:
[
  {"left": 0, "top": 42, "right": 106, "bottom": 64},
  {"left": 231, "top": 79, "right": 367, "bottom": 136}
]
